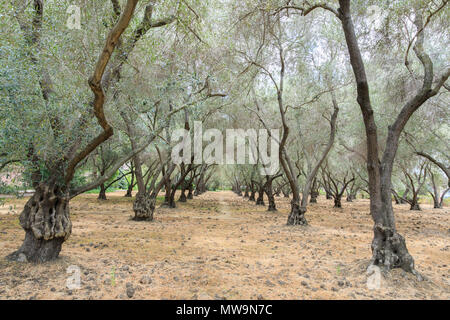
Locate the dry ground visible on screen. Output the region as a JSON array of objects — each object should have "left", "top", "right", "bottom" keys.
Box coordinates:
[{"left": 0, "top": 191, "right": 449, "bottom": 300}]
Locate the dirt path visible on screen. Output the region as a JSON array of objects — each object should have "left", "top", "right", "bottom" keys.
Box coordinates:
[{"left": 0, "top": 191, "right": 449, "bottom": 299}]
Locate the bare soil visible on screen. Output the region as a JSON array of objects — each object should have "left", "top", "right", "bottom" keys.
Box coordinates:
[{"left": 0, "top": 191, "right": 449, "bottom": 300}]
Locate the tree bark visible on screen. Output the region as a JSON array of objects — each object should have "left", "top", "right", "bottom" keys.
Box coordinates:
[
  {"left": 161, "top": 181, "right": 172, "bottom": 207},
  {"left": 264, "top": 178, "right": 277, "bottom": 211},
  {"left": 255, "top": 184, "right": 265, "bottom": 206},
  {"left": 133, "top": 192, "right": 156, "bottom": 221},
  {"left": 125, "top": 185, "right": 133, "bottom": 197},
  {"left": 439, "top": 188, "right": 449, "bottom": 208},
  {"left": 8, "top": 182, "right": 71, "bottom": 263},
  {"left": 125, "top": 167, "right": 134, "bottom": 197},
  {"left": 287, "top": 202, "right": 307, "bottom": 226},
  {"left": 310, "top": 179, "right": 319, "bottom": 203},
  {"left": 187, "top": 184, "right": 194, "bottom": 199},
  {"left": 400, "top": 187, "right": 410, "bottom": 204},
  {"left": 334, "top": 196, "right": 342, "bottom": 208},
  {"left": 179, "top": 186, "right": 187, "bottom": 202},
  {"left": 98, "top": 183, "right": 107, "bottom": 200}
]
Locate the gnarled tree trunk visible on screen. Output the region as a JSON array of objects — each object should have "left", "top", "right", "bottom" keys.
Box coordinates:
[
  {"left": 332, "top": 0, "right": 447, "bottom": 278},
  {"left": 133, "top": 192, "right": 156, "bottom": 221},
  {"left": 8, "top": 182, "right": 72, "bottom": 263},
  {"left": 287, "top": 202, "right": 307, "bottom": 226}
]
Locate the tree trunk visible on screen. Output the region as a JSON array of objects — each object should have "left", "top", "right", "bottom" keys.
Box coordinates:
[
  {"left": 8, "top": 182, "right": 72, "bottom": 263},
  {"left": 187, "top": 184, "right": 194, "bottom": 199},
  {"left": 125, "top": 184, "right": 133, "bottom": 197},
  {"left": 439, "top": 188, "right": 449, "bottom": 208},
  {"left": 98, "top": 183, "right": 107, "bottom": 200},
  {"left": 334, "top": 196, "right": 342, "bottom": 208},
  {"left": 392, "top": 192, "right": 400, "bottom": 205},
  {"left": 179, "top": 187, "right": 187, "bottom": 202},
  {"left": 168, "top": 185, "right": 177, "bottom": 208},
  {"left": 371, "top": 224, "right": 416, "bottom": 274},
  {"left": 236, "top": 184, "right": 242, "bottom": 196},
  {"left": 310, "top": 189, "right": 319, "bottom": 203},
  {"left": 432, "top": 196, "right": 441, "bottom": 209},
  {"left": 286, "top": 202, "right": 307, "bottom": 226},
  {"left": 337, "top": 0, "right": 424, "bottom": 277},
  {"left": 265, "top": 179, "right": 277, "bottom": 211},
  {"left": 249, "top": 184, "right": 256, "bottom": 201},
  {"left": 325, "top": 189, "right": 332, "bottom": 200},
  {"left": 256, "top": 186, "right": 265, "bottom": 206},
  {"left": 161, "top": 185, "right": 171, "bottom": 207},
  {"left": 267, "top": 194, "right": 276, "bottom": 211},
  {"left": 133, "top": 192, "right": 155, "bottom": 221},
  {"left": 429, "top": 172, "right": 442, "bottom": 208},
  {"left": 125, "top": 169, "right": 134, "bottom": 197},
  {"left": 409, "top": 196, "right": 421, "bottom": 211},
  {"left": 400, "top": 187, "right": 410, "bottom": 204}
]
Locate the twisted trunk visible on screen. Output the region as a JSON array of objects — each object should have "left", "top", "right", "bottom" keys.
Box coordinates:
[
  {"left": 335, "top": 0, "right": 448, "bottom": 277},
  {"left": 8, "top": 182, "right": 72, "bottom": 263}
]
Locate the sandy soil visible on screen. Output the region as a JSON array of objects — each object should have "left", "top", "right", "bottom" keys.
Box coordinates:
[{"left": 0, "top": 191, "right": 449, "bottom": 300}]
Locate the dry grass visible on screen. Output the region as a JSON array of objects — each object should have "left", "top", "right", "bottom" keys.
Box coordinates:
[{"left": 0, "top": 191, "right": 449, "bottom": 300}]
